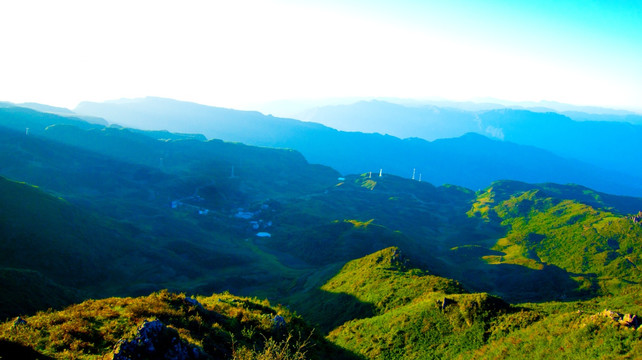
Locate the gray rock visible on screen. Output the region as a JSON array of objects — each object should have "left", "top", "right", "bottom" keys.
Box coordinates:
[
  {"left": 12, "top": 316, "right": 27, "bottom": 327},
  {"left": 183, "top": 296, "right": 203, "bottom": 309},
  {"left": 272, "top": 315, "right": 286, "bottom": 332},
  {"left": 113, "top": 319, "right": 203, "bottom": 360}
]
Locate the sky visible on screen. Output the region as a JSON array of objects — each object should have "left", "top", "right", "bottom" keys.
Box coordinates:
[{"left": 1, "top": 0, "right": 640, "bottom": 112}]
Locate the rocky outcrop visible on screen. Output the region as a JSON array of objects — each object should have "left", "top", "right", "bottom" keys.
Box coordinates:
[
  {"left": 595, "top": 309, "right": 641, "bottom": 330},
  {"left": 12, "top": 316, "right": 27, "bottom": 327},
  {"left": 272, "top": 315, "right": 286, "bottom": 333},
  {"left": 389, "top": 248, "right": 410, "bottom": 270},
  {"left": 112, "top": 319, "right": 204, "bottom": 360},
  {"left": 440, "top": 297, "right": 455, "bottom": 312},
  {"left": 620, "top": 313, "right": 640, "bottom": 328},
  {"left": 183, "top": 296, "right": 204, "bottom": 310}
]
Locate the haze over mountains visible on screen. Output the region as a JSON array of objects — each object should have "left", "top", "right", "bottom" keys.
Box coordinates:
[
  {"left": 3, "top": 97, "right": 642, "bottom": 359},
  {"left": 299, "top": 100, "right": 642, "bottom": 180},
  {"left": 74, "top": 97, "right": 642, "bottom": 196}
]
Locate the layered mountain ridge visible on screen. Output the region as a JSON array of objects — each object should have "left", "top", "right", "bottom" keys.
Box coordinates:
[
  {"left": 2, "top": 100, "right": 642, "bottom": 359},
  {"left": 73, "top": 97, "right": 642, "bottom": 196}
]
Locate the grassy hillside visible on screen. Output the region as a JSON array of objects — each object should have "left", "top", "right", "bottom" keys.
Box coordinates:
[
  {"left": 268, "top": 173, "right": 478, "bottom": 271},
  {"left": 4, "top": 105, "right": 642, "bottom": 358},
  {"left": 293, "top": 247, "right": 642, "bottom": 360},
  {"left": 467, "top": 181, "right": 642, "bottom": 297},
  {"left": 320, "top": 247, "right": 465, "bottom": 313},
  {"left": 5, "top": 248, "right": 642, "bottom": 359},
  {"left": 329, "top": 292, "right": 509, "bottom": 360},
  {"left": 0, "top": 111, "right": 342, "bottom": 318},
  {"left": 295, "top": 247, "right": 512, "bottom": 359},
  {"left": 0, "top": 176, "right": 135, "bottom": 317},
  {"left": 466, "top": 287, "right": 642, "bottom": 359},
  {"left": 0, "top": 174, "right": 307, "bottom": 319},
  {"left": 0, "top": 290, "right": 358, "bottom": 360},
  {"left": 285, "top": 247, "right": 466, "bottom": 333}
]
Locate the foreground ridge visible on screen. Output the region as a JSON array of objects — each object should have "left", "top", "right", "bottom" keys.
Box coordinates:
[{"left": 0, "top": 290, "right": 356, "bottom": 360}]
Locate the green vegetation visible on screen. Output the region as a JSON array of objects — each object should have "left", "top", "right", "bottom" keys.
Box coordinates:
[
  {"left": 469, "top": 182, "right": 642, "bottom": 297},
  {"left": 467, "top": 287, "right": 642, "bottom": 359},
  {"left": 294, "top": 247, "right": 511, "bottom": 359},
  {"left": 0, "top": 110, "right": 341, "bottom": 316},
  {"left": 329, "top": 292, "right": 508, "bottom": 360},
  {"left": 0, "top": 290, "right": 357, "bottom": 359},
  {"left": 321, "top": 248, "right": 464, "bottom": 313},
  {"left": 4, "top": 108, "right": 642, "bottom": 358}
]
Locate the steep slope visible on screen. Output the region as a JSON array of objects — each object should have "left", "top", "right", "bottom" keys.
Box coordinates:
[
  {"left": 0, "top": 176, "right": 131, "bottom": 318},
  {"left": 321, "top": 248, "right": 466, "bottom": 313},
  {"left": 296, "top": 247, "right": 642, "bottom": 360}
]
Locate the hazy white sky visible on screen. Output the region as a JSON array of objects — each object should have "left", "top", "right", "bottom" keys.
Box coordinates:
[{"left": 1, "top": 0, "right": 640, "bottom": 111}]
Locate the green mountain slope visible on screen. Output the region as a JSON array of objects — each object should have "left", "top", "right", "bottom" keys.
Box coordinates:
[
  {"left": 329, "top": 292, "right": 509, "bottom": 360},
  {"left": 285, "top": 247, "right": 466, "bottom": 333},
  {"left": 0, "top": 175, "right": 257, "bottom": 318},
  {"left": 320, "top": 247, "right": 465, "bottom": 313},
  {"left": 0, "top": 111, "right": 342, "bottom": 318},
  {"left": 4, "top": 104, "right": 642, "bottom": 358},
  {"left": 301, "top": 247, "right": 511, "bottom": 359},
  {"left": 267, "top": 173, "right": 478, "bottom": 272},
  {"left": 293, "top": 247, "right": 642, "bottom": 360},
  {"left": 467, "top": 180, "right": 642, "bottom": 298},
  {"left": 5, "top": 247, "right": 642, "bottom": 360},
  {"left": 0, "top": 176, "right": 132, "bottom": 317},
  {"left": 466, "top": 288, "right": 642, "bottom": 359},
  {"left": 0, "top": 290, "right": 358, "bottom": 360}
]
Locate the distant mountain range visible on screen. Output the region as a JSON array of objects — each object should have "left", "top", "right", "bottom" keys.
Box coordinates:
[
  {"left": 299, "top": 99, "right": 642, "bottom": 136},
  {"left": 74, "top": 97, "right": 642, "bottom": 196},
  {"left": 4, "top": 100, "right": 642, "bottom": 358}
]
